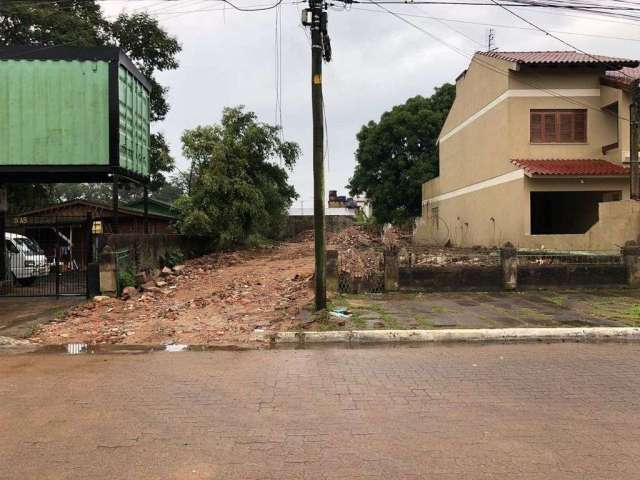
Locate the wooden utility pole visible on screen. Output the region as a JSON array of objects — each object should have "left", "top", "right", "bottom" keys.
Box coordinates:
[
  {"left": 305, "top": 0, "right": 331, "bottom": 310},
  {"left": 631, "top": 80, "right": 640, "bottom": 200}
]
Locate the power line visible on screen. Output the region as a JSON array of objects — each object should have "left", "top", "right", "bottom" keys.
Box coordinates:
[
  {"left": 347, "top": 5, "right": 640, "bottom": 43},
  {"left": 358, "top": 0, "right": 632, "bottom": 123},
  {"left": 488, "top": 0, "right": 638, "bottom": 80}
]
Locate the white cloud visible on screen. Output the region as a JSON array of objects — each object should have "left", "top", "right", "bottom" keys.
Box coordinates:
[{"left": 100, "top": 0, "right": 640, "bottom": 205}]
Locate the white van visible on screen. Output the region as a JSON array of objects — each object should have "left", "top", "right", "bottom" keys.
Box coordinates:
[{"left": 4, "top": 233, "right": 50, "bottom": 285}]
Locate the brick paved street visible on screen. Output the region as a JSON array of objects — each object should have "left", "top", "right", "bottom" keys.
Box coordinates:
[{"left": 1, "top": 344, "right": 640, "bottom": 479}]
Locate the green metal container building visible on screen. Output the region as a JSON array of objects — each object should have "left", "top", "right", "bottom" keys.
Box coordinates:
[{"left": 0, "top": 46, "right": 151, "bottom": 183}]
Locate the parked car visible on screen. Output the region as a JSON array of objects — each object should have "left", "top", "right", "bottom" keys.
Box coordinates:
[{"left": 4, "top": 233, "right": 50, "bottom": 286}]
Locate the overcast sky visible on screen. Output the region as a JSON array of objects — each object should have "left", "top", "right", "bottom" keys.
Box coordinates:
[{"left": 100, "top": 0, "right": 640, "bottom": 208}]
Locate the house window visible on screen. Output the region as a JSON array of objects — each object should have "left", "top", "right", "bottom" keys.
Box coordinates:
[{"left": 530, "top": 109, "right": 587, "bottom": 143}]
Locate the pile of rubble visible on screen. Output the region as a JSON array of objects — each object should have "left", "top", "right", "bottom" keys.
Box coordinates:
[
  {"left": 328, "top": 226, "right": 384, "bottom": 278},
  {"left": 31, "top": 243, "right": 315, "bottom": 346},
  {"left": 328, "top": 226, "right": 381, "bottom": 250}
]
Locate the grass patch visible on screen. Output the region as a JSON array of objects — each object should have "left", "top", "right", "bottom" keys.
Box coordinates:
[
  {"left": 430, "top": 305, "right": 450, "bottom": 314},
  {"left": 350, "top": 311, "right": 367, "bottom": 329},
  {"left": 546, "top": 295, "right": 566, "bottom": 307},
  {"left": 365, "top": 304, "right": 406, "bottom": 329},
  {"left": 414, "top": 315, "right": 433, "bottom": 329}
]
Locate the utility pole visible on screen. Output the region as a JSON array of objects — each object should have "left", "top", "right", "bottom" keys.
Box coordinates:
[
  {"left": 303, "top": 0, "right": 331, "bottom": 310},
  {"left": 631, "top": 80, "right": 640, "bottom": 200}
]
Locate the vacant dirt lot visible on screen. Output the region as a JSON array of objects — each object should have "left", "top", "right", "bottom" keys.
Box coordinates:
[
  {"left": 25, "top": 226, "right": 640, "bottom": 346},
  {"left": 31, "top": 240, "right": 316, "bottom": 346}
]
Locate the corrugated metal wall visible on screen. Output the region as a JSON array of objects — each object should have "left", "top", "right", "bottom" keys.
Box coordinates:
[
  {"left": 118, "top": 65, "right": 150, "bottom": 177},
  {"left": 0, "top": 60, "right": 110, "bottom": 166}
]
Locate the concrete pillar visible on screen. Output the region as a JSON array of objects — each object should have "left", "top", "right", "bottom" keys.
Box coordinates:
[
  {"left": 99, "top": 245, "right": 117, "bottom": 296},
  {"left": 501, "top": 242, "right": 518, "bottom": 291},
  {"left": 384, "top": 246, "right": 399, "bottom": 292},
  {"left": 622, "top": 241, "right": 640, "bottom": 287},
  {"left": 326, "top": 250, "right": 338, "bottom": 292}
]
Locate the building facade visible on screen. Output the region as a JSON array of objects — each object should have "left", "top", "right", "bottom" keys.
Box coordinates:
[{"left": 414, "top": 51, "right": 640, "bottom": 250}]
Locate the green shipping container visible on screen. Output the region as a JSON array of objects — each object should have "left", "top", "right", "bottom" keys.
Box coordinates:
[{"left": 0, "top": 47, "right": 151, "bottom": 183}]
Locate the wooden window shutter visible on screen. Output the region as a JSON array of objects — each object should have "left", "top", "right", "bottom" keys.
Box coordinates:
[
  {"left": 543, "top": 113, "right": 557, "bottom": 142},
  {"left": 558, "top": 112, "right": 574, "bottom": 142},
  {"left": 574, "top": 110, "right": 586, "bottom": 142},
  {"left": 530, "top": 109, "right": 587, "bottom": 143},
  {"left": 530, "top": 112, "right": 543, "bottom": 143}
]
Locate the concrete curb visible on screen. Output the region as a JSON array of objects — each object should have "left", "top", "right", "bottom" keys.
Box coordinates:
[{"left": 257, "top": 327, "right": 640, "bottom": 345}]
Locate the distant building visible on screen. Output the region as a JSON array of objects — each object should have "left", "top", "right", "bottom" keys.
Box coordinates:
[{"left": 327, "top": 190, "right": 371, "bottom": 217}]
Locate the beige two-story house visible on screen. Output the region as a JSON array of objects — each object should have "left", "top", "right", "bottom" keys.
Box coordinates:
[{"left": 414, "top": 50, "right": 640, "bottom": 250}]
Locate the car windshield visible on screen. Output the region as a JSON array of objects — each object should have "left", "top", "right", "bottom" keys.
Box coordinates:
[{"left": 13, "top": 237, "right": 44, "bottom": 254}]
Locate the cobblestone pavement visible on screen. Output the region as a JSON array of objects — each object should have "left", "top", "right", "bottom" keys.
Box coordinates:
[{"left": 1, "top": 344, "right": 640, "bottom": 479}]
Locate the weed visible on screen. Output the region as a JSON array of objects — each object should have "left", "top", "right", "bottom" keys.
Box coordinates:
[
  {"left": 547, "top": 295, "right": 566, "bottom": 306},
  {"left": 430, "top": 305, "right": 449, "bottom": 314},
  {"left": 350, "top": 312, "right": 367, "bottom": 329},
  {"left": 414, "top": 315, "right": 433, "bottom": 329}
]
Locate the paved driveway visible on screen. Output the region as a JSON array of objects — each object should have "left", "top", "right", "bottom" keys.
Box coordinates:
[{"left": 1, "top": 344, "right": 640, "bottom": 479}]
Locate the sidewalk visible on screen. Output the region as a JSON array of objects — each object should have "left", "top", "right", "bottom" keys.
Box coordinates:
[{"left": 311, "top": 289, "right": 640, "bottom": 331}]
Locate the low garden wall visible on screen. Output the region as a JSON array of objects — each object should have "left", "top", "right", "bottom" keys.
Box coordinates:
[
  {"left": 517, "top": 264, "right": 626, "bottom": 288},
  {"left": 328, "top": 243, "right": 640, "bottom": 293},
  {"left": 398, "top": 265, "right": 502, "bottom": 292}
]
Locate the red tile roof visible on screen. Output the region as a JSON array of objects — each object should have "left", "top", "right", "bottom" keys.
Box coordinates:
[
  {"left": 512, "top": 159, "right": 629, "bottom": 176},
  {"left": 603, "top": 66, "right": 640, "bottom": 86},
  {"left": 479, "top": 51, "right": 638, "bottom": 68}
]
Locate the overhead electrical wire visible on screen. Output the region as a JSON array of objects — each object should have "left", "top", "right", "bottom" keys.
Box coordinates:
[
  {"left": 347, "top": 6, "right": 640, "bottom": 42},
  {"left": 487, "top": 0, "right": 638, "bottom": 79},
  {"left": 358, "top": 0, "right": 632, "bottom": 123}
]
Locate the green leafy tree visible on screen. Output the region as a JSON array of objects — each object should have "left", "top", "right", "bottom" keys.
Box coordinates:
[
  {"left": 0, "top": 2, "right": 181, "bottom": 211},
  {"left": 176, "top": 107, "right": 299, "bottom": 248},
  {"left": 348, "top": 83, "right": 455, "bottom": 225}
]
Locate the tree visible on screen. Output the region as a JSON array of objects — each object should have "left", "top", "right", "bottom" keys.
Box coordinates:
[
  {"left": 348, "top": 83, "right": 455, "bottom": 225},
  {"left": 175, "top": 107, "right": 299, "bottom": 248},
  {"left": 0, "top": 3, "right": 181, "bottom": 210}
]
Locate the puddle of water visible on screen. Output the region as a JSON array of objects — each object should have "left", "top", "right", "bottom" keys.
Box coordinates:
[
  {"left": 164, "top": 344, "right": 189, "bottom": 352},
  {"left": 66, "top": 343, "right": 88, "bottom": 355}
]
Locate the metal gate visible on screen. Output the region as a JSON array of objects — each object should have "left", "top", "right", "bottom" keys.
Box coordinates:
[{"left": 1, "top": 215, "right": 93, "bottom": 297}]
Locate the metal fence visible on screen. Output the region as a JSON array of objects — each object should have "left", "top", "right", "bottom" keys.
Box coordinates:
[
  {"left": 2, "top": 215, "right": 91, "bottom": 297},
  {"left": 114, "top": 248, "right": 132, "bottom": 296},
  {"left": 336, "top": 249, "right": 384, "bottom": 294}
]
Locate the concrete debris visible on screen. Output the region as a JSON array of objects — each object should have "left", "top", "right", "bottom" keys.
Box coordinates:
[
  {"left": 160, "top": 267, "right": 174, "bottom": 277},
  {"left": 32, "top": 240, "right": 315, "bottom": 347},
  {"left": 121, "top": 287, "right": 138, "bottom": 301}
]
